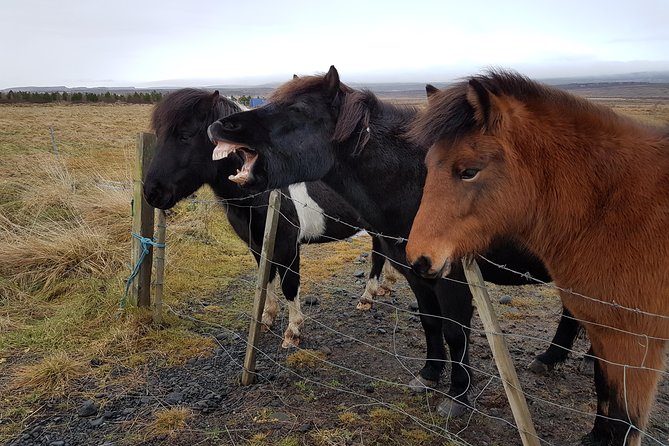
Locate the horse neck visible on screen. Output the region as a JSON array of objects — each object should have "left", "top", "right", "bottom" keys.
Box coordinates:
[
  {"left": 325, "top": 105, "right": 426, "bottom": 237},
  {"left": 514, "top": 115, "right": 669, "bottom": 292}
]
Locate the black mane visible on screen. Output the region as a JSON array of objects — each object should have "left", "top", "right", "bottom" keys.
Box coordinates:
[{"left": 151, "top": 88, "right": 242, "bottom": 136}]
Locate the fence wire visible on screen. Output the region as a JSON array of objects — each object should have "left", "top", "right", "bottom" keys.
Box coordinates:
[{"left": 151, "top": 189, "right": 669, "bottom": 446}]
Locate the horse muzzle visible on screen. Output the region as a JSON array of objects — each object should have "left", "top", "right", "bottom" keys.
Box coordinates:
[{"left": 408, "top": 255, "right": 452, "bottom": 279}]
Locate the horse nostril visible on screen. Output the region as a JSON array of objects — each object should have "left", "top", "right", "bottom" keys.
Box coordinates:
[
  {"left": 411, "top": 256, "right": 433, "bottom": 276},
  {"left": 221, "top": 119, "right": 241, "bottom": 132},
  {"left": 143, "top": 181, "right": 161, "bottom": 205}
]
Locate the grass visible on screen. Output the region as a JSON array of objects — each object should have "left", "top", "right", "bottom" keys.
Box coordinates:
[
  {"left": 144, "top": 406, "right": 192, "bottom": 439},
  {"left": 10, "top": 351, "right": 89, "bottom": 397},
  {"left": 0, "top": 103, "right": 376, "bottom": 444},
  {"left": 286, "top": 349, "right": 328, "bottom": 369},
  {"left": 0, "top": 97, "right": 666, "bottom": 445},
  {"left": 0, "top": 103, "right": 258, "bottom": 442}
]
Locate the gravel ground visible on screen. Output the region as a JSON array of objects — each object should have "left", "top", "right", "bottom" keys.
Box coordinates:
[{"left": 7, "top": 244, "right": 668, "bottom": 446}]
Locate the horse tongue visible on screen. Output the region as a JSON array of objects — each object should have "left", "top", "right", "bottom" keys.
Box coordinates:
[{"left": 212, "top": 142, "right": 238, "bottom": 161}]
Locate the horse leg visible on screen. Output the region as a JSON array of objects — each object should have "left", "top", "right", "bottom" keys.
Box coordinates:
[
  {"left": 260, "top": 275, "right": 281, "bottom": 331},
  {"left": 249, "top": 249, "right": 280, "bottom": 331},
  {"left": 581, "top": 345, "right": 596, "bottom": 376},
  {"left": 435, "top": 274, "right": 474, "bottom": 418},
  {"left": 581, "top": 354, "right": 612, "bottom": 446},
  {"left": 528, "top": 305, "right": 580, "bottom": 374},
  {"left": 581, "top": 331, "right": 665, "bottom": 446},
  {"left": 406, "top": 280, "right": 446, "bottom": 394},
  {"left": 358, "top": 237, "right": 385, "bottom": 311},
  {"left": 379, "top": 262, "right": 401, "bottom": 295},
  {"left": 277, "top": 249, "right": 304, "bottom": 349}
]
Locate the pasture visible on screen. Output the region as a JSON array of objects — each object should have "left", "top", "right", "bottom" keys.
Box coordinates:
[{"left": 0, "top": 96, "right": 668, "bottom": 446}]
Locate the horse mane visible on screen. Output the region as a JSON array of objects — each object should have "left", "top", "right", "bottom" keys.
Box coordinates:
[
  {"left": 151, "top": 88, "right": 243, "bottom": 136},
  {"left": 271, "top": 74, "right": 416, "bottom": 154},
  {"left": 407, "top": 69, "right": 634, "bottom": 148}
]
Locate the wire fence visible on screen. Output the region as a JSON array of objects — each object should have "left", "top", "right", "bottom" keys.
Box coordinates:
[
  {"left": 16, "top": 126, "right": 667, "bottom": 445},
  {"left": 152, "top": 188, "right": 669, "bottom": 446}
]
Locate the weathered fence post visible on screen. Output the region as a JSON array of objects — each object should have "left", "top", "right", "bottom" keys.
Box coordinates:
[
  {"left": 153, "top": 210, "right": 167, "bottom": 324},
  {"left": 462, "top": 258, "right": 540, "bottom": 446},
  {"left": 130, "top": 132, "right": 157, "bottom": 307},
  {"left": 241, "top": 190, "right": 281, "bottom": 385}
]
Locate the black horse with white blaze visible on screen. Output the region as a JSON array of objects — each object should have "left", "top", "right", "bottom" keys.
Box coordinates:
[
  {"left": 143, "top": 88, "right": 396, "bottom": 348},
  {"left": 207, "top": 67, "right": 591, "bottom": 416}
]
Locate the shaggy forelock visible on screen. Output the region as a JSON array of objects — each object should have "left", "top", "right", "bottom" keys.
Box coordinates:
[
  {"left": 151, "top": 88, "right": 241, "bottom": 137},
  {"left": 407, "top": 69, "right": 601, "bottom": 148}
]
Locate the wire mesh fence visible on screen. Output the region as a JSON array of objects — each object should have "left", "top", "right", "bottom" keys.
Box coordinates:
[{"left": 148, "top": 188, "right": 669, "bottom": 446}]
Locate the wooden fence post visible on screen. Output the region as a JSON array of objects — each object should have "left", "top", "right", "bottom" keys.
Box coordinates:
[
  {"left": 241, "top": 190, "right": 281, "bottom": 385},
  {"left": 130, "top": 132, "right": 157, "bottom": 307},
  {"left": 462, "top": 258, "right": 540, "bottom": 446},
  {"left": 153, "top": 210, "right": 167, "bottom": 324}
]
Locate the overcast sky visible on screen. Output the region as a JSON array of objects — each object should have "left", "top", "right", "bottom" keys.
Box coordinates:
[{"left": 2, "top": 0, "right": 668, "bottom": 88}]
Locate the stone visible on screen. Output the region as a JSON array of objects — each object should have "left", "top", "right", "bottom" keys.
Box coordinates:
[
  {"left": 77, "top": 400, "right": 98, "bottom": 418},
  {"left": 165, "top": 392, "right": 184, "bottom": 405},
  {"left": 353, "top": 270, "right": 365, "bottom": 278},
  {"left": 408, "top": 302, "right": 419, "bottom": 312},
  {"left": 303, "top": 295, "right": 320, "bottom": 306},
  {"left": 89, "top": 417, "right": 104, "bottom": 427},
  {"left": 499, "top": 295, "right": 513, "bottom": 305}
]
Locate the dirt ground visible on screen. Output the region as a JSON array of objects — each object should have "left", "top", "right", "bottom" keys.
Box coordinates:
[{"left": 5, "top": 237, "right": 668, "bottom": 446}]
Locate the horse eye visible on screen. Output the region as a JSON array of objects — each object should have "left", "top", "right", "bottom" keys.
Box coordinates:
[
  {"left": 460, "top": 168, "right": 480, "bottom": 181},
  {"left": 179, "top": 133, "right": 192, "bottom": 142}
]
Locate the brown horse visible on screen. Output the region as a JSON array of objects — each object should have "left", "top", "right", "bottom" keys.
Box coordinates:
[{"left": 405, "top": 71, "right": 669, "bottom": 446}]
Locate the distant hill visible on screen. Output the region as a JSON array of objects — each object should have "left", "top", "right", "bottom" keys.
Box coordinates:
[{"left": 3, "top": 71, "right": 669, "bottom": 100}]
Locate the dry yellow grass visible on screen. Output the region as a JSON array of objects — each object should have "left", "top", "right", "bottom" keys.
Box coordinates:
[
  {"left": 0, "top": 104, "right": 249, "bottom": 441},
  {"left": 0, "top": 96, "right": 666, "bottom": 443},
  {"left": 286, "top": 349, "right": 328, "bottom": 369},
  {"left": 10, "top": 351, "right": 89, "bottom": 397},
  {"left": 144, "top": 406, "right": 192, "bottom": 439}
]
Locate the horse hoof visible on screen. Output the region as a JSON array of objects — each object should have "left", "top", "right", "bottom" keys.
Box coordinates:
[
  {"left": 580, "top": 356, "right": 595, "bottom": 376},
  {"left": 281, "top": 336, "right": 300, "bottom": 349},
  {"left": 527, "top": 358, "right": 550, "bottom": 374},
  {"left": 356, "top": 302, "right": 373, "bottom": 311},
  {"left": 579, "top": 431, "right": 609, "bottom": 446},
  {"left": 436, "top": 398, "right": 469, "bottom": 418},
  {"left": 408, "top": 376, "right": 438, "bottom": 393}
]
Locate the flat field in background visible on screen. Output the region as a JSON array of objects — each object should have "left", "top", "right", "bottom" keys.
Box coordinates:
[{"left": 0, "top": 91, "right": 667, "bottom": 446}]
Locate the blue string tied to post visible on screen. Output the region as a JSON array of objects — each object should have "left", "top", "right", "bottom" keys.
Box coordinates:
[{"left": 121, "top": 232, "right": 165, "bottom": 309}]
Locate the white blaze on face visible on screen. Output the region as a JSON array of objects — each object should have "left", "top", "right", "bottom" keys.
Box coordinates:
[{"left": 288, "top": 183, "right": 326, "bottom": 242}]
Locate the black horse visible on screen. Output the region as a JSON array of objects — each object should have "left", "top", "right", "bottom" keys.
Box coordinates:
[
  {"left": 143, "top": 88, "right": 397, "bottom": 348},
  {"left": 208, "top": 67, "right": 591, "bottom": 416}
]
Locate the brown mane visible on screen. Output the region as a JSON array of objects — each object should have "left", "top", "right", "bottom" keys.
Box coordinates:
[
  {"left": 269, "top": 74, "right": 352, "bottom": 104},
  {"left": 270, "top": 75, "right": 416, "bottom": 154},
  {"left": 407, "top": 69, "right": 644, "bottom": 149}
]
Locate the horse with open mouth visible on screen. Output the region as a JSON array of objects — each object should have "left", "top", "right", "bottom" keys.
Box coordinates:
[
  {"left": 207, "top": 66, "right": 590, "bottom": 416},
  {"left": 143, "top": 88, "right": 397, "bottom": 348},
  {"left": 406, "top": 70, "right": 669, "bottom": 445}
]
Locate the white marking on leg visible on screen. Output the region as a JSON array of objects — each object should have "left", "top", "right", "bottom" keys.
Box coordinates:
[
  {"left": 261, "top": 277, "right": 280, "bottom": 329},
  {"left": 288, "top": 183, "right": 326, "bottom": 242},
  {"left": 357, "top": 277, "right": 378, "bottom": 311},
  {"left": 282, "top": 289, "right": 305, "bottom": 348},
  {"left": 381, "top": 262, "right": 401, "bottom": 287}
]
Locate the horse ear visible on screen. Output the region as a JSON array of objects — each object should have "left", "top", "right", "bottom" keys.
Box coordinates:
[
  {"left": 212, "top": 90, "right": 220, "bottom": 101},
  {"left": 323, "top": 65, "right": 340, "bottom": 100},
  {"left": 425, "top": 84, "right": 439, "bottom": 103},
  {"left": 466, "top": 78, "right": 502, "bottom": 134},
  {"left": 293, "top": 74, "right": 299, "bottom": 80}
]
